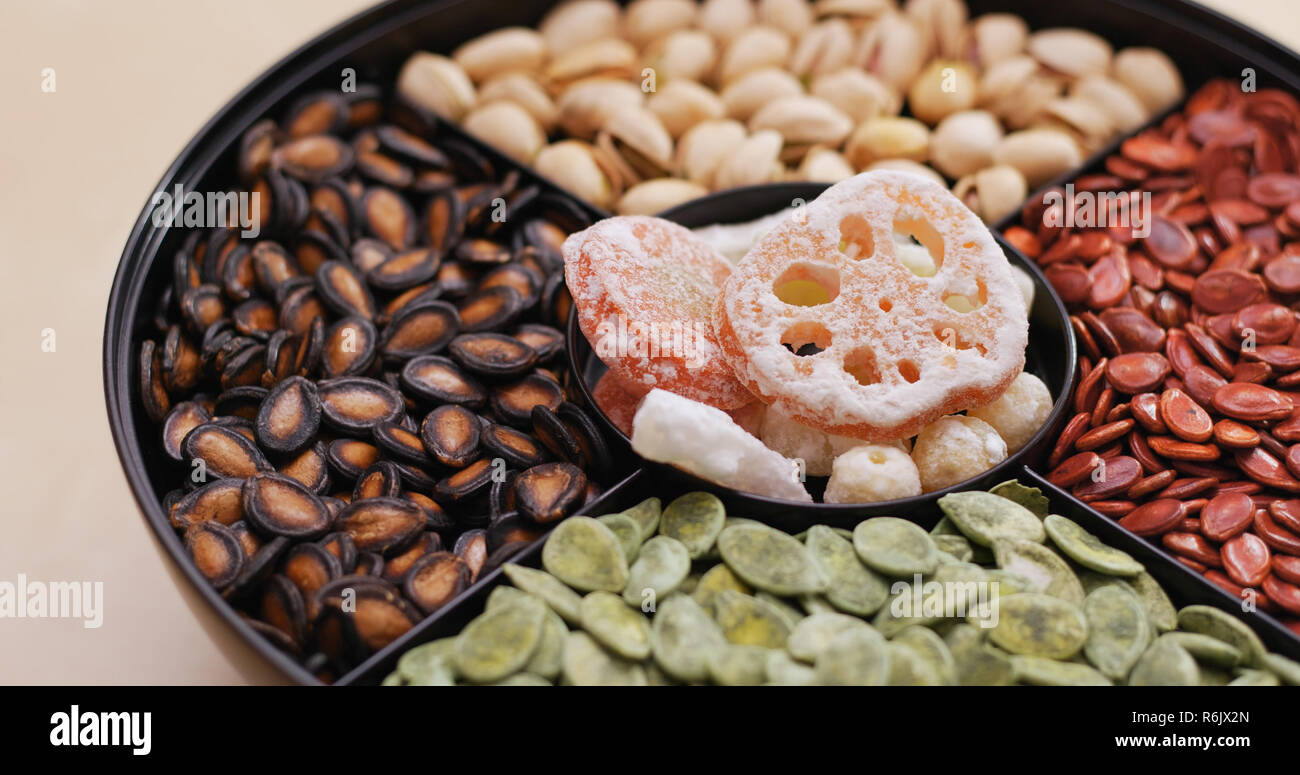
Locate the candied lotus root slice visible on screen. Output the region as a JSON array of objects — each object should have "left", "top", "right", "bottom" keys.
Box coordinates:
[
  {"left": 563, "top": 216, "right": 754, "bottom": 410},
  {"left": 715, "top": 170, "right": 1028, "bottom": 441},
  {"left": 591, "top": 370, "right": 643, "bottom": 437}
]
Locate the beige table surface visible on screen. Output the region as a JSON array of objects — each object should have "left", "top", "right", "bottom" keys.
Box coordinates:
[{"left": 0, "top": 0, "right": 1295, "bottom": 685}]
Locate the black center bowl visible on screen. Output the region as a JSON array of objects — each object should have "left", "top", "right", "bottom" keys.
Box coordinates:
[{"left": 566, "top": 181, "right": 1077, "bottom": 532}]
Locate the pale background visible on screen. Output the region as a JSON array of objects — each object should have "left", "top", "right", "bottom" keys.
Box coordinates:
[{"left": 0, "top": 0, "right": 1293, "bottom": 684}]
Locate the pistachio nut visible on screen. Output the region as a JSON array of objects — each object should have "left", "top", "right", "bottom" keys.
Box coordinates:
[
  {"left": 1027, "top": 28, "right": 1112, "bottom": 78},
  {"left": 647, "top": 80, "right": 726, "bottom": 138},
  {"left": 602, "top": 107, "right": 675, "bottom": 180},
  {"left": 953, "top": 164, "right": 1027, "bottom": 223},
  {"left": 908, "top": 59, "right": 978, "bottom": 125},
  {"left": 811, "top": 68, "right": 900, "bottom": 123},
  {"left": 676, "top": 119, "right": 749, "bottom": 186},
  {"left": 797, "top": 146, "right": 856, "bottom": 183},
  {"left": 758, "top": 0, "right": 815, "bottom": 37},
  {"left": 713, "top": 129, "right": 786, "bottom": 189},
  {"left": 814, "top": 0, "right": 893, "bottom": 19},
  {"left": 1041, "top": 96, "right": 1115, "bottom": 152},
  {"left": 462, "top": 101, "right": 546, "bottom": 163},
  {"left": 646, "top": 29, "right": 718, "bottom": 84},
  {"left": 789, "top": 18, "right": 856, "bottom": 77},
  {"left": 866, "top": 159, "right": 946, "bottom": 186},
  {"left": 535, "top": 140, "right": 616, "bottom": 210},
  {"left": 979, "top": 56, "right": 1062, "bottom": 129},
  {"left": 978, "top": 55, "right": 1038, "bottom": 106},
  {"left": 623, "top": 0, "right": 699, "bottom": 48},
  {"left": 992, "top": 128, "right": 1082, "bottom": 187},
  {"left": 854, "top": 12, "right": 928, "bottom": 93},
  {"left": 720, "top": 66, "right": 805, "bottom": 121},
  {"left": 396, "top": 52, "right": 477, "bottom": 121},
  {"left": 699, "top": 0, "right": 757, "bottom": 42},
  {"left": 616, "top": 179, "right": 710, "bottom": 215},
  {"left": 478, "top": 73, "right": 560, "bottom": 132},
  {"left": 452, "top": 27, "right": 547, "bottom": 84},
  {"left": 545, "top": 39, "right": 638, "bottom": 89},
  {"left": 1071, "top": 74, "right": 1148, "bottom": 134},
  {"left": 1112, "top": 47, "right": 1185, "bottom": 113},
  {"left": 929, "top": 109, "right": 1002, "bottom": 179},
  {"left": 718, "top": 26, "right": 793, "bottom": 86},
  {"left": 844, "top": 116, "right": 930, "bottom": 169},
  {"left": 964, "top": 13, "right": 1028, "bottom": 67},
  {"left": 538, "top": 0, "right": 622, "bottom": 52},
  {"left": 904, "top": 0, "right": 968, "bottom": 60},
  {"left": 556, "top": 78, "right": 644, "bottom": 139},
  {"left": 749, "top": 95, "right": 853, "bottom": 148}
]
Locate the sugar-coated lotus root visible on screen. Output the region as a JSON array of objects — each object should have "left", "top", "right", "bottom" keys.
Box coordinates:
[
  {"left": 911, "top": 415, "right": 1007, "bottom": 493},
  {"left": 824, "top": 445, "right": 923, "bottom": 504},
  {"left": 714, "top": 170, "right": 1029, "bottom": 441},
  {"left": 967, "top": 372, "right": 1052, "bottom": 453},
  {"left": 591, "top": 371, "right": 644, "bottom": 437},
  {"left": 564, "top": 216, "right": 753, "bottom": 410}
]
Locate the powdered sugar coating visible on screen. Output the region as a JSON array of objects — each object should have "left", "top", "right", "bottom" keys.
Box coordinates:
[
  {"left": 911, "top": 415, "right": 1008, "bottom": 493},
  {"left": 823, "top": 445, "right": 923, "bottom": 503},
  {"left": 759, "top": 405, "right": 866, "bottom": 477},
  {"left": 631, "top": 389, "right": 812, "bottom": 502},
  {"left": 967, "top": 371, "right": 1052, "bottom": 453},
  {"left": 715, "top": 170, "right": 1029, "bottom": 441},
  {"left": 564, "top": 216, "right": 753, "bottom": 410}
]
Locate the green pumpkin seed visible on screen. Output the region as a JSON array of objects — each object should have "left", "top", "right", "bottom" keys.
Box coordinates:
[
  {"left": 766, "top": 650, "right": 816, "bottom": 685},
  {"left": 541, "top": 516, "right": 629, "bottom": 593},
  {"left": 1077, "top": 568, "right": 1134, "bottom": 596},
  {"left": 598, "top": 513, "right": 643, "bottom": 564},
  {"left": 580, "top": 591, "right": 652, "bottom": 660},
  {"left": 1128, "top": 638, "right": 1199, "bottom": 686},
  {"left": 1176, "top": 605, "right": 1265, "bottom": 667},
  {"left": 945, "top": 623, "right": 1016, "bottom": 686},
  {"left": 1260, "top": 652, "right": 1300, "bottom": 685},
  {"left": 1043, "top": 514, "right": 1143, "bottom": 576},
  {"left": 992, "top": 538, "right": 1085, "bottom": 605},
  {"left": 621, "top": 497, "right": 661, "bottom": 541},
  {"left": 645, "top": 662, "right": 674, "bottom": 686},
  {"left": 984, "top": 568, "right": 1037, "bottom": 596},
  {"left": 651, "top": 593, "right": 727, "bottom": 682},
  {"left": 988, "top": 480, "right": 1050, "bottom": 517},
  {"left": 397, "top": 637, "right": 458, "bottom": 685},
  {"left": 1082, "top": 585, "right": 1150, "bottom": 680},
  {"left": 989, "top": 593, "right": 1088, "bottom": 659},
  {"left": 813, "top": 627, "right": 890, "bottom": 686},
  {"left": 525, "top": 608, "right": 568, "bottom": 680},
  {"left": 562, "top": 631, "right": 647, "bottom": 686},
  {"left": 886, "top": 642, "right": 943, "bottom": 685},
  {"left": 489, "top": 673, "right": 551, "bottom": 686},
  {"left": 659, "top": 492, "right": 726, "bottom": 559},
  {"left": 502, "top": 564, "right": 584, "bottom": 625},
  {"left": 938, "top": 490, "right": 1045, "bottom": 546},
  {"left": 381, "top": 671, "right": 405, "bottom": 686},
  {"left": 892, "top": 625, "right": 956, "bottom": 686},
  {"left": 1158, "top": 632, "right": 1241, "bottom": 669},
  {"left": 713, "top": 589, "right": 792, "bottom": 648},
  {"left": 623, "top": 535, "right": 691, "bottom": 606},
  {"left": 930, "top": 516, "right": 961, "bottom": 535},
  {"left": 453, "top": 595, "right": 546, "bottom": 683},
  {"left": 1011, "top": 655, "right": 1111, "bottom": 686},
  {"left": 718, "top": 523, "right": 830, "bottom": 596},
  {"left": 486, "top": 585, "right": 533, "bottom": 610},
  {"left": 932, "top": 534, "right": 973, "bottom": 562},
  {"left": 692, "top": 564, "right": 750, "bottom": 613},
  {"left": 755, "top": 592, "right": 805, "bottom": 627},
  {"left": 787, "top": 613, "right": 873, "bottom": 663},
  {"left": 1228, "top": 668, "right": 1279, "bottom": 686},
  {"left": 1128, "top": 571, "right": 1177, "bottom": 633},
  {"left": 1200, "top": 667, "right": 1234, "bottom": 686},
  {"left": 805, "top": 525, "right": 890, "bottom": 616},
  {"left": 798, "top": 594, "right": 836, "bottom": 616},
  {"left": 853, "top": 517, "right": 939, "bottom": 577},
  {"left": 708, "top": 644, "right": 770, "bottom": 685}
]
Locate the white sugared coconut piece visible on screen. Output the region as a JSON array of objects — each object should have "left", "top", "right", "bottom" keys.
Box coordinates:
[
  {"left": 824, "top": 445, "right": 924, "bottom": 503},
  {"left": 631, "top": 389, "right": 812, "bottom": 502},
  {"left": 759, "top": 406, "right": 865, "bottom": 477}
]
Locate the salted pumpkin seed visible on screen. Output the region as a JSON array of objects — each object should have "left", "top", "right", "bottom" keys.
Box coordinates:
[
  {"left": 659, "top": 491, "right": 726, "bottom": 559},
  {"left": 1083, "top": 585, "right": 1150, "bottom": 680},
  {"left": 813, "top": 627, "right": 890, "bottom": 686},
  {"left": 1260, "top": 653, "right": 1300, "bottom": 685},
  {"left": 562, "top": 631, "right": 647, "bottom": 686},
  {"left": 242, "top": 473, "right": 332, "bottom": 538},
  {"left": 892, "top": 625, "right": 957, "bottom": 686},
  {"left": 397, "top": 637, "right": 458, "bottom": 686},
  {"left": 541, "top": 516, "right": 628, "bottom": 593},
  {"left": 938, "top": 490, "right": 1046, "bottom": 546},
  {"left": 766, "top": 650, "right": 816, "bottom": 685},
  {"left": 1012, "top": 656, "right": 1111, "bottom": 686},
  {"left": 712, "top": 589, "right": 791, "bottom": 648},
  {"left": 1129, "top": 637, "right": 1200, "bottom": 686},
  {"left": 380, "top": 300, "right": 460, "bottom": 360},
  {"left": 317, "top": 376, "right": 404, "bottom": 434},
  {"left": 340, "top": 496, "right": 425, "bottom": 555},
  {"left": 183, "top": 423, "right": 271, "bottom": 479},
  {"left": 171, "top": 478, "right": 245, "bottom": 529},
  {"left": 454, "top": 595, "right": 546, "bottom": 683},
  {"left": 404, "top": 551, "right": 471, "bottom": 615},
  {"left": 1159, "top": 632, "right": 1242, "bottom": 669},
  {"left": 162, "top": 401, "right": 211, "bottom": 461},
  {"left": 580, "top": 591, "right": 652, "bottom": 660},
  {"left": 401, "top": 355, "right": 486, "bottom": 407},
  {"left": 420, "top": 404, "right": 481, "bottom": 467},
  {"left": 988, "top": 480, "right": 1050, "bottom": 517},
  {"left": 515, "top": 463, "right": 587, "bottom": 524},
  {"left": 718, "top": 523, "right": 829, "bottom": 596},
  {"left": 787, "top": 612, "right": 873, "bottom": 663},
  {"left": 755, "top": 592, "right": 804, "bottom": 628},
  {"left": 989, "top": 593, "right": 1088, "bottom": 659},
  {"left": 852, "top": 517, "right": 938, "bottom": 577},
  {"left": 886, "top": 643, "right": 943, "bottom": 686},
  {"left": 254, "top": 376, "right": 321, "bottom": 455},
  {"left": 1132, "top": 571, "right": 1178, "bottom": 632},
  {"left": 708, "top": 645, "right": 770, "bottom": 686},
  {"left": 1044, "top": 514, "right": 1143, "bottom": 576},
  {"left": 623, "top": 535, "right": 690, "bottom": 606},
  {"left": 1229, "top": 668, "right": 1280, "bottom": 686},
  {"left": 1176, "top": 605, "right": 1266, "bottom": 667},
  {"left": 184, "top": 521, "right": 245, "bottom": 588},
  {"left": 449, "top": 332, "right": 537, "bottom": 378},
  {"left": 692, "top": 564, "right": 750, "bottom": 613},
  {"left": 805, "top": 525, "right": 889, "bottom": 616},
  {"left": 525, "top": 608, "right": 567, "bottom": 681},
  {"left": 992, "top": 538, "right": 1085, "bottom": 605},
  {"left": 502, "top": 564, "right": 584, "bottom": 626},
  {"left": 651, "top": 593, "right": 726, "bottom": 682},
  {"left": 932, "top": 534, "right": 973, "bottom": 562}
]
